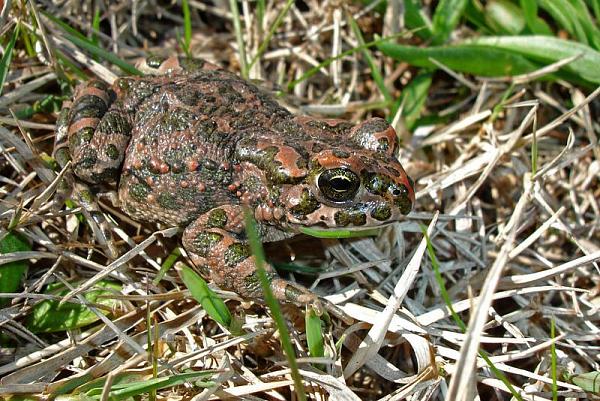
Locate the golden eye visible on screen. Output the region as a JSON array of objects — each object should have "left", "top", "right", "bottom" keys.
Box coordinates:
[{"left": 318, "top": 168, "right": 360, "bottom": 202}]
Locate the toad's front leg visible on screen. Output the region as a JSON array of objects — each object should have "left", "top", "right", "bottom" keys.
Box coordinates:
[{"left": 182, "top": 205, "right": 319, "bottom": 306}]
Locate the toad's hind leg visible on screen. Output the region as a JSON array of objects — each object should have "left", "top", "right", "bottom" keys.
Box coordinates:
[
  {"left": 67, "top": 79, "right": 132, "bottom": 185},
  {"left": 182, "top": 206, "right": 320, "bottom": 308},
  {"left": 52, "top": 80, "right": 127, "bottom": 259}
]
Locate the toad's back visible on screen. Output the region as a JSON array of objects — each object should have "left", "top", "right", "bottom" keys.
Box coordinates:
[{"left": 117, "top": 69, "right": 292, "bottom": 226}]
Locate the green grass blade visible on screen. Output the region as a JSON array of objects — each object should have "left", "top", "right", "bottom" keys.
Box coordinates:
[
  {"left": 531, "top": 114, "right": 538, "bottom": 175},
  {"left": 422, "top": 227, "right": 524, "bottom": 401},
  {"left": 422, "top": 227, "right": 464, "bottom": 331},
  {"left": 149, "top": 308, "right": 158, "bottom": 401},
  {"left": 0, "top": 232, "right": 30, "bottom": 307},
  {"left": 571, "top": 371, "right": 600, "bottom": 393},
  {"left": 54, "top": 371, "right": 142, "bottom": 397},
  {"left": 379, "top": 36, "right": 600, "bottom": 85},
  {"left": 94, "top": 371, "right": 216, "bottom": 400},
  {"left": 537, "top": 0, "right": 591, "bottom": 46},
  {"left": 0, "top": 24, "right": 19, "bottom": 97},
  {"left": 228, "top": 0, "right": 248, "bottom": 78},
  {"left": 91, "top": 8, "right": 101, "bottom": 47},
  {"left": 465, "top": 35, "right": 600, "bottom": 84},
  {"left": 153, "top": 247, "right": 181, "bottom": 285},
  {"left": 26, "top": 281, "right": 122, "bottom": 333},
  {"left": 590, "top": 0, "right": 600, "bottom": 21},
  {"left": 287, "top": 32, "right": 408, "bottom": 91},
  {"left": 182, "top": 0, "right": 192, "bottom": 57},
  {"left": 463, "top": 1, "right": 492, "bottom": 33},
  {"left": 484, "top": 0, "right": 525, "bottom": 34},
  {"left": 574, "top": 0, "right": 600, "bottom": 49},
  {"left": 568, "top": 0, "right": 600, "bottom": 49},
  {"left": 347, "top": 13, "right": 392, "bottom": 104},
  {"left": 551, "top": 317, "right": 558, "bottom": 401},
  {"left": 519, "top": 0, "right": 552, "bottom": 35},
  {"left": 43, "top": 11, "right": 141, "bottom": 76},
  {"left": 273, "top": 262, "right": 324, "bottom": 275},
  {"left": 256, "top": 0, "right": 265, "bottom": 31},
  {"left": 431, "top": 0, "right": 468, "bottom": 44},
  {"left": 243, "top": 209, "right": 307, "bottom": 401},
  {"left": 21, "top": 24, "right": 36, "bottom": 58},
  {"left": 491, "top": 83, "right": 515, "bottom": 121},
  {"left": 305, "top": 307, "right": 324, "bottom": 359},
  {"left": 63, "top": 31, "right": 141, "bottom": 75},
  {"left": 298, "top": 226, "right": 379, "bottom": 238},
  {"left": 393, "top": 71, "right": 433, "bottom": 130},
  {"left": 179, "top": 265, "right": 232, "bottom": 328},
  {"left": 377, "top": 41, "right": 541, "bottom": 77},
  {"left": 14, "top": 94, "right": 64, "bottom": 119},
  {"left": 248, "top": 0, "right": 294, "bottom": 72},
  {"left": 404, "top": 0, "right": 433, "bottom": 40},
  {"left": 55, "top": 49, "right": 88, "bottom": 80},
  {"left": 42, "top": 11, "right": 88, "bottom": 41}
]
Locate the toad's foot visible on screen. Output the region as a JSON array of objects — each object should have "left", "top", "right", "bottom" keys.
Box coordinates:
[
  {"left": 72, "top": 182, "right": 119, "bottom": 259},
  {"left": 182, "top": 205, "right": 322, "bottom": 311}
]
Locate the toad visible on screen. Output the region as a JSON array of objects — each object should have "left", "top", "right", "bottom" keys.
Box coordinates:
[{"left": 53, "top": 56, "right": 414, "bottom": 306}]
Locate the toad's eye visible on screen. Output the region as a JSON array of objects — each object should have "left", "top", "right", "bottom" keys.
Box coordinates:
[{"left": 318, "top": 168, "right": 360, "bottom": 202}]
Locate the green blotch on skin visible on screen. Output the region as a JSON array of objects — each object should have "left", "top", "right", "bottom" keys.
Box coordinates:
[
  {"left": 285, "top": 285, "right": 308, "bottom": 302},
  {"left": 193, "top": 232, "right": 223, "bottom": 257},
  {"left": 165, "top": 107, "right": 197, "bottom": 132},
  {"left": 394, "top": 190, "right": 412, "bottom": 215},
  {"left": 377, "top": 138, "right": 390, "bottom": 152},
  {"left": 146, "top": 55, "right": 167, "bottom": 68},
  {"left": 90, "top": 167, "right": 120, "bottom": 183},
  {"left": 243, "top": 270, "right": 275, "bottom": 297},
  {"left": 290, "top": 189, "right": 320, "bottom": 219},
  {"left": 243, "top": 175, "right": 263, "bottom": 193},
  {"left": 363, "top": 172, "right": 392, "bottom": 196},
  {"left": 236, "top": 143, "right": 304, "bottom": 185},
  {"left": 334, "top": 211, "right": 350, "bottom": 227},
  {"left": 118, "top": 78, "right": 131, "bottom": 90},
  {"left": 224, "top": 243, "right": 251, "bottom": 267},
  {"left": 71, "top": 94, "right": 107, "bottom": 120},
  {"left": 371, "top": 204, "right": 392, "bottom": 221},
  {"left": 206, "top": 209, "right": 228, "bottom": 228},
  {"left": 334, "top": 210, "right": 367, "bottom": 226},
  {"left": 178, "top": 57, "right": 206, "bottom": 72},
  {"left": 176, "top": 186, "right": 200, "bottom": 203},
  {"left": 332, "top": 149, "right": 350, "bottom": 158},
  {"left": 77, "top": 149, "right": 98, "bottom": 169},
  {"left": 353, "top": 118, "right": 390, "bottom": 138},
  {"left": 158, "top": 192, "right": 179, "bottom": 210},
  {"left": 130, "top": 184, "right": 149, "bottom": 202},
  {"left": 353, "top": 212, "right": 367, "bottom": 226},
  {"left": 105, "top": 144, "right": 119, "bottom": 160},
  {"left": 164, "top": 146, "right": 195, "bottom": 174},
  {"left": 98, "top": 112, "right": 132, "bottom": 136},
  {"left": 89, "top": 80, "right": 109, "bottom": 91},
  {"left": 128, "top": 80, "right": 157, "bottom": 102},
  {"left": 69, "top": 127, "right": 94, "bottom": 150},
  {"left": 307, "top": 119, "right": 352, "bottom": 134}
]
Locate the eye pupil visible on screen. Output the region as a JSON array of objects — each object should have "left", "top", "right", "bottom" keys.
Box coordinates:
[
  {"left": 318, "top": 168, "right": 360, "bottom": 202},
  {"left": 330, "top": 177, "right": 351, "bottom": 191}
]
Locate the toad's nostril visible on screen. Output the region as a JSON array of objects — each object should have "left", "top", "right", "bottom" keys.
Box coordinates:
[{"left": 392, "top": 188, "right": 401, "bottom": 196}]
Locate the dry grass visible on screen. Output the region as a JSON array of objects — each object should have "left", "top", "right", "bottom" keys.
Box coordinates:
[{"left": 0, "top": 1, "right": 599, "bottom": 400}]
